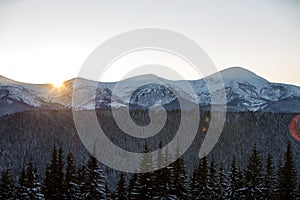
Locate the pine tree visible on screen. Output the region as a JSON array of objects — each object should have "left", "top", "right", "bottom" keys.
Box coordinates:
[
  {"left": 278, "top": 141, "right": 298, "bottom": 200},
  {"left": 207, "top": 159, "right": 219, "bottom": 199},
  {"left": 170, "top": 146, "right": 188, "bottom": 199},
  {"left": 189, "top": 156, "right": 209, "bottom": 200},
  {"left": 116, "top": 173, "right": 126, "bottom": 200},
  {"left": 243, "top": 144, "right": 264, "bottom": 199},
  {"left": 136, "top": 143, "right": 154, "bottom": 199},
  {"left": 190, "top": 163, "right": 201, "bottom": 199},
  {"left": 127, "top": 173, "right": 138, "bottom": 200},
  {"left": 25, "top": 162, "right": 44, "bottom": 199},
  {"left": 64, "top": 152, "right": 77, "bottom": 200},
  {"left": 0, "top": 169, "right": 15, "bottom": 200},
  {"left": 57, "top": 147, "right": 65, "bottom": 198},
  {"left": 18, "top": 168, "right": 28, "bottom": 199},
  {"left": 104, "top": 183, "right": 112, "bottom": 200},
  {"left": 226, "top": 158, "right": 243, "bottom": 200},
  {"left": 84, "top": 155, "right": 106, "bottom": 200},
  {"left": 76, "top": 165, "right": 87, "bottom": 199},
  {"left": 264, "top": 154, "right": 276, "bottom": 200},
  {"left": 163, "top": 146, "right": 176, "bottom": 200},
  {"left": 153, "top": 141, "right": 165, "bottom": 199},
  {"left": 43, "top": 146, "right": 64, "bottom": 200},
  {"left": 152, "top": 142, "right": 175, "bottom": 199},
  {"left": 217, "top": 163, "right": 228, "bottom": 199}
]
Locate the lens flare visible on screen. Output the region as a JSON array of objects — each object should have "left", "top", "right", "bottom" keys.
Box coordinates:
[{"left": 289, "top": 114, "right": 300, "bottom": 142}]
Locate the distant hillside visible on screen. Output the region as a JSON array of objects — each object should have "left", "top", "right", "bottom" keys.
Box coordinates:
[{"left": 0, "top": 110, "right": 299, "bottom": 183}]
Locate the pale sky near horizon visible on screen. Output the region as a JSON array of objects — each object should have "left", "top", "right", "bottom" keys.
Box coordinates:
[{"left": 0, "top": 0, "right": 300, "bottom": 86}]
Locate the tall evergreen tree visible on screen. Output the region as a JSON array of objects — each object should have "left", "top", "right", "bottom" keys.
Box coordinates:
[
  {"left": 207, "top": 159, "right": 219, "bottom": 199},
  {"left": 24, "top": 162, "right": 44, "bottom": 199},
  {"left": 264, "top": 154, "right": 276, "bottom": 200},
  {"left": 153, "top": 142, "right": 176, "bottom": 199},
  {"left": 76, "top": 165, "right": 87, "bottom": 200},
  {"left": 217, "top": 163, "right": 228, "bottom": 199},
  {"left": 84, "top": 155, "right": 106, "bottom": 200},
  {"left": 226, "top": 157, "right": 243, "bottom": 200},
  {"left": 104, "top": 183, "right": 112, "bottom": 200},
  {"left": 243, "top": 144, "right": 264, "bottom": 199},
  {"left": 136, "top": 143, "right": 154, "bottom": 199},
  {"left": 170, "top": 146, "right": 188, "bottom": 199},
  {"left": 43, "top": 146, "right": 64, "bottom": 200},
  {"left": 0, "top": 169, "right": 15, "bottom": 200},
  {"left": 127, "top": 173, "right": 138, "bottom": 200},
  {"left": 116, "top": 173, "right": 126, "bottom": 200},
  {"left": 57, "top": 147, "right": 65, "bottom": 198},
  {"left": 189, "top": 156, "right": 209, "bottom": 200},
  {"left": 18, "top": 168, "right": 28, "bottom": 199},
  {"left": 153, "top": 141, "right": 165, "bottom": 199},
  {"left": 278, "top": 141, "right": 298, "bottom": 200},
  {"left": 64, "top": 152, "right": 77, "bottom": 200}
]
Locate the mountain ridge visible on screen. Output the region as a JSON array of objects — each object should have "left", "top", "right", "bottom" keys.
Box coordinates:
[{"left": 1, "top": 67, "right": 300, "bottom": 115}]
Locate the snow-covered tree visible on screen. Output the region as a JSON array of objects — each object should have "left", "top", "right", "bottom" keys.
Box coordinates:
[
  {"left": 217, "top": 163, "right": 228, "bottom": 199},
  {"left": 136, "top": 143, "right": 154, "bottom": 199},
  {"left": 264, "top": 154, "right": 276, "bottom": 200},
  {"left": 226, "top": 157, "right": 243, "bottom": 200},
  {"left": 170, "top": 146, "right": 188, "bottom": 199},
  {"left": 116, "top": 173, "right": 126, "bottom": 200},
  {"left": 0, "top": 169, "right": 15, "bottom": 200},
  {"left": 83, "top": 155, "right": 106, "bottom": 200},
  {"left": 243, "top": 144, "right": 264, "bottom": 199},
  {"left": 43, "top": 146, "right": 65, "bottom": 200},
  {"left": 127, "top": 173, "right": 138, "bottom": 200},
  {"left": 278, "top": 141, "right": 298, "bottom": 200},
  {"left": 207, "top": 159, "right": 219, "bottom": 199},
  {"left": 64, "top": 152, "right": 78, "bottom": 200},
  {"left": 189, "top": 156, "right": 209, "bottom": 200}
]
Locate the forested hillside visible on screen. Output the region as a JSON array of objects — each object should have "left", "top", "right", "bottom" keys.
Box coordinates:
[{"left": 0, "top": 110, "right": 299, "bottom": 199}]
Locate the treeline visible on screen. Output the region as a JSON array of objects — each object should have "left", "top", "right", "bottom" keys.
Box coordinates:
[{"left": 0, "top": 142, "right": 299, "bottom": 200}]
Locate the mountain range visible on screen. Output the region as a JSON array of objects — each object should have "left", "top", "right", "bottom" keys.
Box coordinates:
[{"left": 1, "top": 67, "right": 300, "bottom": 116}]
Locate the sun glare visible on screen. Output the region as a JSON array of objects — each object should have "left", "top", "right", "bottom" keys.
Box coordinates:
[{"left": 52, "top": 81, "right": 64, "bottom": 88}]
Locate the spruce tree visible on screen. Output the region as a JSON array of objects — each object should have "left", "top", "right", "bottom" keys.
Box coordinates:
[
  {"left": 152, "top": 142, "right": 175, "bottom": 199},
  {"left": 207, "top": 159, "right": 219, "bottom": 199},
  {"left": 264, "top": 154, "right": 276, "bottom": 200},
  {"left": 127, "top": 173, "right": 138, "bottom": 200},
  {"left": 190, "top": 163, "right": 201, "bottom": 199},
  {"left": 170, "top": 146, "right": 188, "bottom": 199},
  {"left": 136, "top": 143, "right": 154, "bottom": 199},
  {"left": 84, "top": 155, "right": 106, "bottom": 200},
  {"left": 104, "top": 183, "right": 112, "bottom": 200},
  {"left": 278, "top": 141, "right": 298, "bottom": 200},
  {"left": 64, "top": 152, "right": 77, "bottom": 200},
  {"left": 217, "top": 163, "right": 228, "bottom": 199},
  {"left": 243, "top": 144, "right": 264, "bottom": 199},
  {"left": 76, "top": 165, "right": 87, "bottom": 199},
  {"left": 18, "top": 168, "right": 28, "bottom": 199},
  {"left": 153, "top": 141, "right": 165, "bottom": 199},
  {"left": 189, "top": 156, "right": 209, "bottom": 200},
  {"left": 44, "top": 146, "right": 64, "bottom": 200},
  {"left": 25, "top": 162, "right": 44, "bottom": 199},
  {"left": 0, "top": 169, "right": 15, "bottom": 200},
  {"left": 116, "top": 173, "right": 126, "bottom": 200},
  {"left": 163, "top": 146, "right": 176, "bottom": 200},
  {"left": 57, "top": 147, "right": 65, "bottom": 198},
  {"left": 226, "top": 157, "right": 243, "bottom": 200}
]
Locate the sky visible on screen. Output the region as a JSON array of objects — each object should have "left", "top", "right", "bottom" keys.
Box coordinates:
[{"left": 0, "top": 0, "right": 300, "bottom": 86}]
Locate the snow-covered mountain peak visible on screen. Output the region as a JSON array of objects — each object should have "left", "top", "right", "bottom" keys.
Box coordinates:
[
  {"left": 219, "top": 67, "right": 268, "bottom": 83},
  {"left": 120, "top": 74, "right": 165, "bottom": 84},
  {"left": 1, "top": 67, "right": 300, "bottom": 114}
]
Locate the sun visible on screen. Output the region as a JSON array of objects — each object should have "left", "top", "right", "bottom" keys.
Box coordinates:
[{"left": 52, "top": 81, "right": 64, "bottom": 88}]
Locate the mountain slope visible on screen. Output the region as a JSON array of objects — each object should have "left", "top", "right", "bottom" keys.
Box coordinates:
[{"left": 1, "top": 67, "right": 300, "bottom": 115}]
